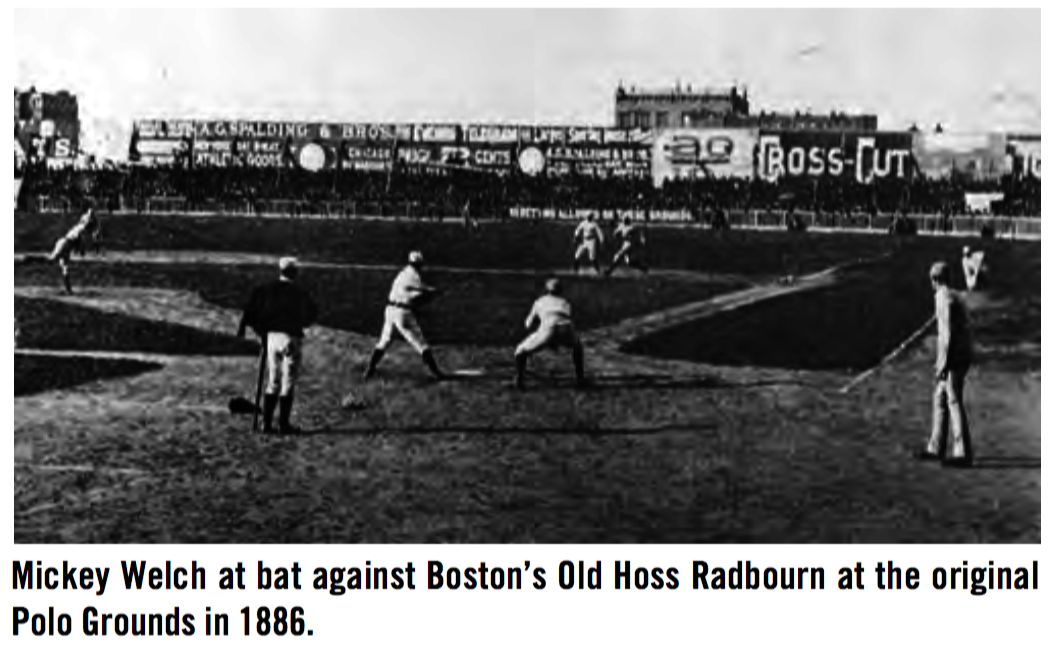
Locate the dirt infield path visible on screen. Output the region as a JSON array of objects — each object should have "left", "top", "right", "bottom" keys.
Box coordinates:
[{"left": 15, "top": 248, "right": 1038, "bottom": 543}]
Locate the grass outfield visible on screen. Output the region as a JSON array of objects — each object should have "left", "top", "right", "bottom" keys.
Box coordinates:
[
  {"left": 16, "top": 211, "right": 897, "bottom": 276},
  {"left": 15, "top": 259, "right": 741, "bottom": 347},
  {"left": 15, "top": 354, "right": 163, "bottom": 397},
  {"left": 12, "top": 214, "right": 1041, "bottom": 543},
  {"left": 15, "top": 295, "right": 258, "bottom": 358},
  {"left": 622, "top": 237, "right": 1041, "bottom": 372}
]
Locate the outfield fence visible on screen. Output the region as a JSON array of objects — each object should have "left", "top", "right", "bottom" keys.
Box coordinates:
[{"left": 28, "top": 194, "right": 1040, "bottom": 240}]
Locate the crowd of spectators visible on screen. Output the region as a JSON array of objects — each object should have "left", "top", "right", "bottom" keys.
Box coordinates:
[{"left": 17, "top": 160, "right": 1041, "bottom": 220}]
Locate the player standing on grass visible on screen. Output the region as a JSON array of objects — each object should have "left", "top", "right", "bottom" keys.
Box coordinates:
[
  {"left": 573, "top": 214, "right": 604, "bottom": 275},
  {"left": 917, "top": 262, "right": 975, "bottom": 468},
  {"left": 237, "top": 257, "right": 319, "bottom": 435},
  {"left": 47, "top": 217, "right": 89, "bottom": 294},
  {"left": 961, "top": 246, "right": 985, "bottom": 292},
  {"left": 514, "top": 278, "right": 586, "bottom": 389},
  {"left": 362, "top": 250, "right": 448, "bottom": 381},
  {"left": 604, "top": 215, "right": 649, "bottom": 277},
  {"left": 69, "top": 206, "right": 101, "bottom": 256}
]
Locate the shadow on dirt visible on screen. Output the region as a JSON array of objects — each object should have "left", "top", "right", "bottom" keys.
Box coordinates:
[{"left": 15, "top": 354, "right": 163, "bottom": 397}]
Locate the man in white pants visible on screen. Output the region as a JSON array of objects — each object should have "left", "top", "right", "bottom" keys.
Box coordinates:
[
  {"left": 48, "top": 218, "right": 89, "bottom": 294},
  {"left": 363, "top": 250, "right": 447, "bottom": 381},
  {"left": 573, "top": 215, "right": 604, "bottom": 275},
  {"left": 514, "top": 278, "right": 586, "bottom": 389},
  {"left": 237, "top": 257, "right": 319, "bottom": 435},
  {"left": 961, "top": 246, "right": 985, "bottom": 292},
  {"left": 917, "top": 262, "right": 975, "bottom": 467}
]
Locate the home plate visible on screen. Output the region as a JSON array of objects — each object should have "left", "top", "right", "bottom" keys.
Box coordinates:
[{"left": 452, "top": 368, "right": 485, "bottom": 378}]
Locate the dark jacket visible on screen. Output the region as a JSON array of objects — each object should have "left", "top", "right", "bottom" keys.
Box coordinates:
[
  {"left": 934, "top": 286, "right": 973, "bottom": 375},
  {"left": 238, "top": 279, "right": 319, "bottom": 339}
]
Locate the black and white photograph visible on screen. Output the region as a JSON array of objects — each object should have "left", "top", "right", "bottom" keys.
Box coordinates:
[{"left": 13, "top": 8, "right": 1040, "bottom": 544}]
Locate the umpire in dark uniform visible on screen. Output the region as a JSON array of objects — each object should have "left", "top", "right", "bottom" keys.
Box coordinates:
[{"left": 238, "top": 257, "right": 319, "bottom": 435}]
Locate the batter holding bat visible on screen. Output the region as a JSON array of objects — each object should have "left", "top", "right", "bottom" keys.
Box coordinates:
[{"left": 362, "top": 250, "right": 448, "bottom": 381}]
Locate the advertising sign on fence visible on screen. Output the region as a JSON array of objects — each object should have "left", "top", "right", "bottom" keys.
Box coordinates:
[
  {"left": 652, "top": 128, "right": 758, "bottom": 185},
  {"left": 756, "top": 131, "right": 914, "bottom": 184},
  {"left": 131, "top": 118, "right": 651, "bottom": 177}
]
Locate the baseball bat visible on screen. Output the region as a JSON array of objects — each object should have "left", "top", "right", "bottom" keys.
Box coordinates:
[
  {"left": 839, "top": 316, "right": 935, "bottom": 394},
  {"left": 251, "top": 336, "right": 268, "bottom": 433}
]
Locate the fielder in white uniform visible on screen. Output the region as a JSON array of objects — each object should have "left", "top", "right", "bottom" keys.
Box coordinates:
[
  {"left": 573, "top": 215, "right": 604, "bottom": 275},
  {"left": 48, "top": 218, "right": 88, "bottom": 294},
  {"left": 363, "top": 251, "right": 447, "bottom": 381},
  {"left": 604, "top": 216, "right": 649, "bottom": 277},
  {"left": 961, "top": 246, "right": 985, "bottom": 292},
  {"left": 514, "top": 278, "right": 586, "bottom": 389}
]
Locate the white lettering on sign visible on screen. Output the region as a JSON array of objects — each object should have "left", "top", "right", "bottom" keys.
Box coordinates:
[
  {"left": 467, "top": 126, "right": 519, "bottom": 143},
  {"left": 473, "top": 149, "right": 511, "bottom": 166},
  {"left": 345, "top": 146, "right": 392, "bottom": 160},
  {"left": 399, "top": 147, "right": 432, "bottom": 164},
  {"left": 534, "top": 127, "right": 567, "bottom": 144},
  {"left": 758, "top": 135, "right": 906, "bottom": 183},
  {"left": 413, "top": 124, "right": 458, "bottom": 143},
  {"left": 568, "top": 127, "right": 603, "bottom": 144},
  {"left": 660, "top": 133, "right": 736, "bottom": 165},
  {"left": 855, "top": 137, "right": 909, "bottom": 183}
]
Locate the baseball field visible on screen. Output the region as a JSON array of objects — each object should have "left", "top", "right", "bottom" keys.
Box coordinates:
[{"left": 13, "top": 212, "right": 1040, "bottom": 543}]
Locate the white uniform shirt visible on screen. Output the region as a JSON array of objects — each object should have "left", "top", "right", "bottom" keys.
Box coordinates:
[
  {"left": 526, "top": 295, "right": 573, "bottom": 330},
  {"left": 388, "top": 265, "right": 430, "bottom": 306},
  {"left": 575, "top": 220, "right": 603, "bottom": 243},
  {"left": 615, "top": 223, "right": 643, "bottom": 245},
  {"left": 65, "top": 223, "right": 86, "bottom": 242},
  {"left": 962, "top": 252, "right": 984, "bottom": 290}
]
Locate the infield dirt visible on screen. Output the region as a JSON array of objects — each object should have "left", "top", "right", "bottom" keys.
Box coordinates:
[{"left": 13, "top": 214, "right": 1040, "bottom": 542}]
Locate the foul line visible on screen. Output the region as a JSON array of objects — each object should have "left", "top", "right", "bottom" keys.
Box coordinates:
[{"left": 839, "top": 316, "right": 935, "bottom": 394}]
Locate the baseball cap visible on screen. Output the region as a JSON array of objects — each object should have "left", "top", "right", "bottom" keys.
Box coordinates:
[
  {"left": 279, "top": 257, "right": 299, "bottom": 273},
  {"left": 408, "top": 251, "right": 425, "bottom": 265},
  {"left": 545, "top": 278, "right": 562, "bottom": 294},
  {"left": 962, "top": 246, "right": 971, "bottom": 256}
]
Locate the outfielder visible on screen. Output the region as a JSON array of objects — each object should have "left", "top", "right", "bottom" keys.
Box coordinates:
[
  {"left": 76, "top": 207, "right": 103, "bottom": 256},
  {"left": 961, "top": 246, "right": 985, "bottom": 292},
  {"left": 237, "top": 257, "right": 319, "bottom": 435},
  {"left": 572, "top": 214, "right": 604, "bottom": 275},
  {"left": 604, "top": 216, "right": 649, "bottom": 277},
  {"left": 48, "top": 219, "right": 89, "bottom": 294},
  {"left": 514, "top": 278, "right": 586, "bottom": 389},
  {"left": 362, "top": 251, "right": 448, "bottom": 381}
]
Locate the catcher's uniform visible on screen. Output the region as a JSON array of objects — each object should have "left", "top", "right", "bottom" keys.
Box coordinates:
[
  {"left": 377, "top": 264, "right": 433, "bottom": 353},
  {"left": 573, "top": 219, "right": 604, "bottom": 263},
  {"left": 515, "top": 294, "right": 580, "bottom": 357}
]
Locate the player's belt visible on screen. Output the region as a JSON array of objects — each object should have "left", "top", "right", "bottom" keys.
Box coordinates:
[{"left": 388, "top": 301, "right": 413, "bottom": 309}]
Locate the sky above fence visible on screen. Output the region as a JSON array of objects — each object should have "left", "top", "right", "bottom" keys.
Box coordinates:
[{"left": 14, "top": 8, "right": 1041, "bottom": 159}]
